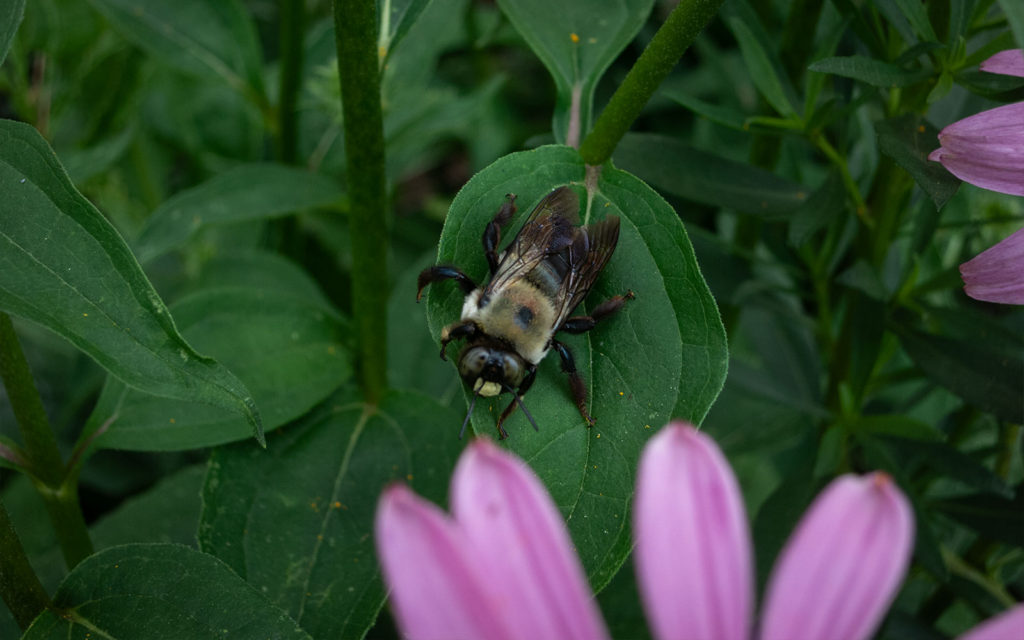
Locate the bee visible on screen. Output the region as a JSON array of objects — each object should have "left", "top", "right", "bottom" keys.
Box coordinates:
[{"left": 417, "top": 186, "right": 633, "bottom": 439}]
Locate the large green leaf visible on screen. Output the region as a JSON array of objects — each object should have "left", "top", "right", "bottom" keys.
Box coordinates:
[
  {"left": 495, "top": 0, "right": 654, "bottom": 144},
  {"left": 79, "top": 276, "right": 350, "bottom": 452},
  {"left": 0, "top": 119, "right": 262, "bottom": 442},
  {"left": 423, "top": 144, "right": 727, "bottom": 586},
  {"left": 134, "top": 164, "right": 344, "bottom": 263},
  {"left": 0, "top": 0, "right": 24, "bottom": 66},
  {"left": 23, "top": 544, "right": 311, "bottom": 639},
  {"left": 809, "top": 56, "right": 931, "bottom": 88},
  {"left": 85, "top": 0, "right": 265, "bottom": 102},
  {"left": 199, "top": 389, "right": 464, "bottom": 640}
]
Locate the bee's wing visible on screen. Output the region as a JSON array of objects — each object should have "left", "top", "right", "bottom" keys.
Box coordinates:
[
  {"left": 552, "top": 215, "right": 621, "bottom": 327},
  {"left": 485, "top": 186, "right": 579, "bottom": 295}
]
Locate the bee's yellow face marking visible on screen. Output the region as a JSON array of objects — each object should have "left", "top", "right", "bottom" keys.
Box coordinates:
[{"left": 473, "top": 378, "right": 502, "bottom": 397}]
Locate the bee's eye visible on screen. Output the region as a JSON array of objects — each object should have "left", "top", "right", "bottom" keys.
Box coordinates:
[
  {"left": 502, "top": 354, "right": 522, "bottom": 384},
  {"left": 458, "top": 346, "right": 490, "bottom": 378}
]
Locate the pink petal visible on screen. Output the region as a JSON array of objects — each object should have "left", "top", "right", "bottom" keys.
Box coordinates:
[
  {"left": 980, "top": 49, "right": 1024, "bottom": 78},
  {"left": 760, "top": 473, "right": 915, "bottom": 640},
  {"left": 633, "top": 422, "right": 753, "bottom": 640},
  {"left": 957, "top": 604, "right": 1024, "bottom": 640},
  {"left": 960, "top": 227, "right": 1024, "bottom": 304},
  {"left": 375, "top": 484, "right": 514, "bottom": 640},
  {"left": 929, "top": 102, "right": 1024, "bottom": 197},
  {"left": 450, "top": 439, "right": 610, "bottom": 640}
]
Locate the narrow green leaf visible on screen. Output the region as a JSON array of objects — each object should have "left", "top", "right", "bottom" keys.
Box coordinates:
[
  {"left": 23, "top": 544, "right": 311, "bottom": 639},
  {"left": 85, "top": 0, "right": 265, "bottom": 102},
  {"left": 660, "top": 85, "right": 747, "bottom": 130},
  {"left": 876, "top": 114, "right": 960, "bottom": 210},
  {"left": 847, "top": 414, "right": 943, "bottom": 441},
  {"left": 892, "top": 0, "right": 938, "bottom": 42},
  {"left": 998, "top": 0, "right": 1024, "bottom": 50},
  {"left": 725, "top": 15, "right": 799, "bottom": 117},
  {"left": 809, "top": 55, "right": 931, "bottom": 87},
  {"left": 135, "top": 163, "right": 343, "bottom": 263},
  {"left": 895, "top": 326, "right": 1024, "bottom": 424},
  {"left": 379, "top": 0, "right": 433, "bottom": 61},
  {"left": 933, "top": 486, "right": 1024, "bottom": 548},
  {"left": 80, "top": 282, "right": 351, "bottom": 452},
  {"left": 0, "top": 0, "right": 24, "bottom": 66},
  {"left": 0, "top": 120, "right": 263, "bottom": 443},
  {"left": 615, "top": 133, "right": 809, "bottom": 216},
  {"left": 495, "top": 0, "right": 654, "bottom": 143},
  {"left": 199, "top": 389, "right": 464, "bottom": 640},
  {"left": 424, "top": 145, "right": 727, "bottom": 587}
]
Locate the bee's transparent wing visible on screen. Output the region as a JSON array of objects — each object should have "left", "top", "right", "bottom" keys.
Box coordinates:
[
  {"left": 485, "top": 186, "right": 579, "bottom": 296},
  {"left": 551, "top": 215, "right": 621, "bottom": 327}
]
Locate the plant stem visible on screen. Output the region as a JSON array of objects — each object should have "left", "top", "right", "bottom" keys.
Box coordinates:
[
  {"left": 333, "top": 0, "right": 389, "bottom": 404},
  {"left": 0, "top": 498, "right": 51, "bottom": 630},
  {"left": 0, "top": 312, "right": 93, "bottom": 568},
  {"left": 579, "top": 0, "right": 725, "bottom": 166},
  {"left": 277, "top": 0, "right": 305, "bottom": 165}
]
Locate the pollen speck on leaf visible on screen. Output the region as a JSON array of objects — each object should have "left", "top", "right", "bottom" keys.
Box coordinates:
[
  {"left": 169, "top": 418, "right": 175, "bottom": 424},
  {"left": 406, "top": 474, "right": 414, "bottom": 481},
  {"left": 570, "top": 33, "right": 580, "bottom": 43},
  {"left": 918, "top": 125, "right": 926, "bottom": 133}
]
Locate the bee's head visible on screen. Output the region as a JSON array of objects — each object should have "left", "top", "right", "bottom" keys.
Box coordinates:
[{"left": 457, "top": 345, "right": 526, "bottom": 396}]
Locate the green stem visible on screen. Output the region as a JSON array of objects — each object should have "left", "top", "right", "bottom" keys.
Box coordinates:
[
  {"left": 0, "top": 498, "right": 51, "bottom": 630},
  {"left": 0, "top": 312, "right": 93, "bottom": 568},
  {"left": 333, "top": 0, "right": 389, "bottom": 404},
  {"left": 578, "top": 0, "right": 725, "bottom": 166},
  {"left": 277, "top": 0, "right": 305, "bottom": 165}
]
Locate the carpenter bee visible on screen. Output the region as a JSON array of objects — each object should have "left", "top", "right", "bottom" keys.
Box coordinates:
[{"left": 417, "top": 186, "right": 633, "bottom": 439}]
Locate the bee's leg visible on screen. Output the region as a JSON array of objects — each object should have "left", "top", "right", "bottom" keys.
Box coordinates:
[
  {"left": 495, "top": 366, "right": 537, "bottom": 439},
  {"left": 439, "top": 320, "right": 479, "bottom": 361},
  {"left": 558, "top": 290, "right": 635, "bottom": 334},
  {"left": 483, "top": 193, "right": 517, "bottom": 275},
  {"left": 550, "top": 340, "right": 595, "bottom": 426},
  {"left": 416, "top": 265, "right": 477, "bottom": 301}
]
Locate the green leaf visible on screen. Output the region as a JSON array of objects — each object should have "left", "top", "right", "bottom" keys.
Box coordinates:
[
  {"left": 891, "top": 0, "right": 938, "bottom": 42},
  {"left": 660, "top": 86, "right": 748, "bottom": 130},
  {"left": 808, "top": 55, "right": 931, "bottom": 87},
  {"left": 615, "top": 133, "right": 809, "bottom": 216},
  {"left": 495, "top": 0, "right": 655, "bottom": 143},
  {"left": 0, "top": 119, "right": 263, "bottom": 443},
  {"left": 847, "top": 414, "right": 943, "bottom": 442},
  {"left": 725, "top": 14, "right": 799, "bottom": 117},
  {"left": 424, "top": 144, "right": 727, "bottom": 586},
  {"left": 80, "top": 281, "right": 351, "bottom": 452},
  {"left": 85, "top": 0, "right": 265, "bottom": 102},
  {"left": 379, "top": 0, "right": 432, "bottom": 62},
  {"left": 199, "top": 389, "right": 464, "bottom": 640},
  {"left": 876, "top": 114, "right": 960, "bottom": 210},
  {"left": 933, "top": 485, "right": 1024, "bottom": 548},
  {"left": 998, "top": 0, "right": 1024, "bottom": 50},
  {"left": 135, "top": 163, "right": 344, "bottom": 263},
  {"left": 895, "top": 326, "right": 1024, "bottom": 424},
  {"left": 0, "top": 0, "right": 24, "bottom": 66},
  {"left": 23, "top": 544, "right": 311, "bottom": 639},
  {"left": 388, "top": 250, "right": 459, "bottom": 400}
]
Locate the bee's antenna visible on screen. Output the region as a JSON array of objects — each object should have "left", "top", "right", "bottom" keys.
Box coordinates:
[
  {"left": 503, "top": 383, "right": 539, "bottom": 432},
  {"left": 459, "top": 392, "right": 479, "bottom": 440}
]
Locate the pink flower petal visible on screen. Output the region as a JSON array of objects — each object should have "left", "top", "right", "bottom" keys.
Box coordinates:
[
  {"left": 760, "top": 473, "right": 915, "bottom": 640},
  {"left": 929, "top": 102, "right": 1024, "bottom": 197},
  {"left": 960, "top": 227, "right": 1024, "bottom": 304},
  {"left": 957, "top": 604, "right": 1024, "bottom": 640},
  {"left": 375, "top": 484, "right": 514, "bottom": 640},
  {"left": 980, "top": 49, "right": 1024, "bottom": 78},
  {"left": 633, "top": 422, "right": 753, "bottom": 640},
  {"left": 450, "top": 439, "right": 610, "bottom": 640}
]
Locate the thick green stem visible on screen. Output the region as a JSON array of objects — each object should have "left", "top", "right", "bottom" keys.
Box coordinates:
[
  {"left": 277, "top": 0, "right": 305, "bottom": 164},
  {"left": 578, "top": 0, "right": 724, "bottom": 166},
  {"left": 333, "top": 0, "right": 389, "bottom": 404},
  {"left": 0, "top": 498, "right": 51, "bottom": 630},
  {"left": 0, "top": 312, "right": 93, "bottom": 568}
]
